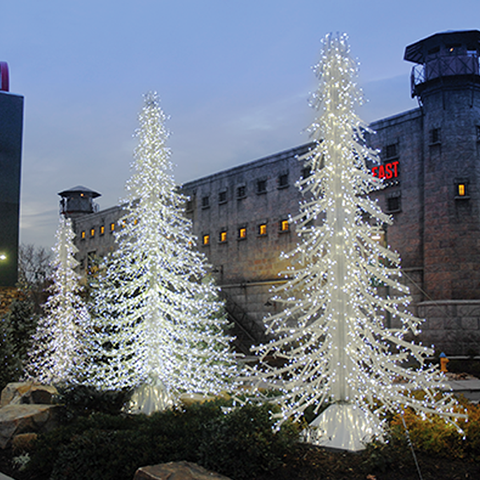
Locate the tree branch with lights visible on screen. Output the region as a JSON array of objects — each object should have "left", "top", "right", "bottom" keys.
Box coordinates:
[
  {"left": 86, "top": 93, "right": 237, "bottom": 409},
  {"left": 252, "top": 33, "right": 464, "bottom": 450},
  {"left": 25, "top": 216, "right": 90, "bottom": 385}
]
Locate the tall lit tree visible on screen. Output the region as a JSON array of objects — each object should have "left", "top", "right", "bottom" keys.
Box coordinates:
[
  {"left": 87, "top": 92, "right": 237, "bottom": 406},
  {"left": 25, "top": 216, "right": 90, "bottom": 385},
  {"left": 252, "top": 33, "right": 463, "bottom": 450}
]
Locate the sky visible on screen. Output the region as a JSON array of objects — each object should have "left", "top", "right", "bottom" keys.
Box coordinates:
[{"left": 1, "top": 0, "right": 479, "bottom": 248}]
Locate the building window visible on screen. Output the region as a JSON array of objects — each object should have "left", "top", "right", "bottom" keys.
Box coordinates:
[
  {"left": 110, "top": 222, "right": 115, "bottom": 233},
  {"left": 455, "top": 182, "right": 469, "bottom": 199},
  {"left": 90, "top": 228, "right": 95, "bottom": 237},
  {"left": 430, "top": 128, "right": 441, "bottom": 145},
  {"left": 280, "top": 220, "right": 289, "bottom": 232},
  {"left": 100, "top": 225, "right": 105, "bottom": 235},
  {"left": 219, "top": 190, "right": 227, "bottom": 204},
  {"left": 237, "top": 185, "right": 246, "bottom": 199},
  {"left": 185, "top": 199, "right": 194, "bottom": 212},
  {"left": 238, "top": 227, "right": 247, "bottom": 239},
  {"left": 203, "top": 234, "right": 210, "bottom": 245},
  {"left": 258, "top": 224, "right": 267, "bottom": 236},
  {"left": 81, "top": 230, "right": 86, "bottom": 240},
  {"left": 386, "top": 192, "right": 401, "bottom": 213},
  {"left": 301, "top": 166, "right": 312, "bottom": 179},
  {"left": 219, "top": 231, "right": 227, "bottom": 242},
  {"left": 278, "top": 173, "right": 289, "bottom": 189},
  {"left": 257, "top": 179, "right": 267, "bottom": 194},
  {"left": 476, "top": 125, "right": 480, "bottom": 142},
  {"left": 202, "top": 196, "right": 210, "bottom": 209},
  {"left": 385, "top": 143, "right": 398, "bottom": 159}
]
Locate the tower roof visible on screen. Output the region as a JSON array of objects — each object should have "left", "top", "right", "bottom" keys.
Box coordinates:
[
  {"left": 58, "top": 185, "right": 101, "bottom": 198},
  {"left": 404, "top": 30, "right": 480, "bottom": 64}
]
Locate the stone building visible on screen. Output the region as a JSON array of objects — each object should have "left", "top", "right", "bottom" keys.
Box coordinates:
[{"left": 64, "top": 30, "right": 480, "bottom": 355}]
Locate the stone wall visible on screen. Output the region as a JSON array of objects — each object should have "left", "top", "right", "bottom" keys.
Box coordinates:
[{"left": 417, "top": 300, "right": 480, "bottom": 355}]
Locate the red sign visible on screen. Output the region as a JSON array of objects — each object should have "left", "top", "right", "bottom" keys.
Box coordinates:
[
  {"left": 0, "top": 62, "right": 9, "bottom": 92},
  {"left": 372, "top": 161, "right": 399, "bottom": 180}
]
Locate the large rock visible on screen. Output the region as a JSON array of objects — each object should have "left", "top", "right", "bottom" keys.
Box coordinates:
[
  {"left": 1, "top": 382, "right": 58, "bottom": 407},
  {"left": 134, "top": 461, "right": 232, "bottom": 480},
  {"left": 0, "top": 404, "right": 60, "bottom": 449}
]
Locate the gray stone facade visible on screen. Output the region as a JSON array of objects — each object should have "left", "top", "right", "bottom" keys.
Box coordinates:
[{"left": 65, "top": 30, "right": 480, "bottom": 355}]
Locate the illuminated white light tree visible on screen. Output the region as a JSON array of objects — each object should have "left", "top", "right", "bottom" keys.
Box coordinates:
[
  {"left": 87, "top": 92, "right": 237, "bottom": 408},
  {"left": 252, "top": 33, "right": 463, "bottom": 450},
  {"left": 26, "top": 216, "right": 90, "bottom": 385}
]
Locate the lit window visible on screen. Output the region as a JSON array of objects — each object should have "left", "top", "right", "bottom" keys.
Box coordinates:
[
  {"left": 456, "top": 182, "right": 469, "bottom": 199},
  {"left": 258, "top": 224, "right": 267, "bottom": 236},
  {"left": 239, "top": 227, "right": 247, "bottom": 239},
  {"left": 81, "top": 231, "right": 86, "bottom": 239},
  {"left": 100, "top": 225, "right": 105, "bottom": 235},
  {"left": 280, "top": 220, "right": 289, "bottom": 232},
  {"left": 219, "top": 231, "right": 227, "bottom": 242},
  {"left": 90, "top": 228, "right": 95, "bottom": 237},
  {"left": 110, "top": 223, "right": 115, "bottom": 232},
  {"left": 203, "top": 234, "right": 210, "bottom": 245}
]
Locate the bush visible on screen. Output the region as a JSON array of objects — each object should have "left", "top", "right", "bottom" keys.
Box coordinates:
[
  {"left": 25, "top": 400, "right": 299, "bottom": 480},
  {"left": 55, "top": 384, "right": 133, "bottom": 418},
  {"left": 199, "top": 403, "right": 299, "bottom": 480},
  {"left": 388, "top": 397, "right": 480, "bottom": 462}
]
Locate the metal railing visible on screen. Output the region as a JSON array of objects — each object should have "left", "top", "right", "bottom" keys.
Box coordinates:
[{"left": 411, "top": 54, "right": 480, "bottom": 96}]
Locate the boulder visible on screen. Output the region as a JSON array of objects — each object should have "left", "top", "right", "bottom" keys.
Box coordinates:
[
  {"left": 134, "top": 461, "right": 232, "bottom": 480},
  {"left": 0, "top": 404, "right": 60, "bottom": 449},
  {"left": 1, "top": 382, "right": 58, "bottom": 407}
]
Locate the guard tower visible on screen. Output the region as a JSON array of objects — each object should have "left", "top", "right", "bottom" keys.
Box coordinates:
[
  {"left": 406, "top": 30, "right": 480, "bottom": 100},
  {"left": 404, "top": 31, "right": 480, "bottom": 302},
  {"left": 58, "top": 186, "right": 101, "bottom": 218},
  {"left": 0, "top": 62, "right": 24, "bottom": 287}
]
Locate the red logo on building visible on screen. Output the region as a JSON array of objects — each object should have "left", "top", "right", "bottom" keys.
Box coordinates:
[
  {"left": 372, "top": 161, "right": 399, "bottom": 180},
  {"left": 0, "top": 62, "right": 9, "bottom": 92}
]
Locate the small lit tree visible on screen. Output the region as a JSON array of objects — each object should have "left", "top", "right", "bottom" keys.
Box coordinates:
[
  {"left": 87, "top": 93, "right": 237, "bottom": 407},
  {"left": 25, "top": 216, "right": 90, "bottom": 385},
  {"left": 252, "top": 33, "right": 463, "bottom": 450}
]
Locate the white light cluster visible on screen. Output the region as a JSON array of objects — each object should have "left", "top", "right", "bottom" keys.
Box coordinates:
[
  {"left": 85, "top": 92, "right": 238, "bottom": 401},
  {"left": 25, "top": 216, "right": 90, "bottom": 385},
  {"left": 252, "top": 34, "right": 464, "bottom": 430}
]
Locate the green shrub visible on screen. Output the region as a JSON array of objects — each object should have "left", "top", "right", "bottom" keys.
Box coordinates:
[
  {"left": 55, "top": 384, "right": 133, "bottom": 418},
  {"left": 198, "top": 403, "right": 299, "bottom": 480},
  {"left": 25, "top": 400, "right": 298, "bottom": 480},
  {"left": 388, "top": 397, "right": 480, "bottom": 462}
]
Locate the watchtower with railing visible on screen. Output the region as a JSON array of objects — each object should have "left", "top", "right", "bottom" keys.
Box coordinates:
[
  {"left": 403, "top": 30, "right": 480, "bottom": 303},
  {"left": 58, "top": 186, "right": 101, "bottom": 218},
  {"left": 406, "top": 30, "right": 480, "bottom": 102}
]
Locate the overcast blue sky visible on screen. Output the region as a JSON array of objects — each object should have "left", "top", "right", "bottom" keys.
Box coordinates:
[{"left": 1, "top": 0, "right": 479, "bottom": 247}]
